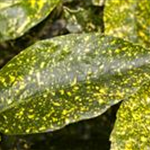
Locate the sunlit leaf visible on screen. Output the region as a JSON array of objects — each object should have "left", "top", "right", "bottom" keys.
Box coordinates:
[
  {"left": 104, "top": 0, "right": 150, "bottom": 48},
  {"left": 0, "top": 0, "right": 61, "bottom": 42},
  {"left": 110, "top": 83, "right": 150, "bottom": 149},
  {"left": 0, "top": 33, "right": 150, "bottom": 135}
]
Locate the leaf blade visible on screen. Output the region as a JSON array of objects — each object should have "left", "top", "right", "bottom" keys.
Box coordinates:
[
  {"left": 0, "top": 0, "right": 61, "bottom": 41},
  {"left": 0, "top": 33, "right": 150, "bottom": 134},
  {"left": 110, "top": 83, "right": 150, "bottom": 149}
]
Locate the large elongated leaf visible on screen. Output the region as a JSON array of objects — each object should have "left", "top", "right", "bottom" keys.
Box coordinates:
[
  {"left": 0, "top": 0, "right": 60, "bottom": 42},
  {"left": 0, "top": 33, "right": 150, "bottom": 135},
  {"left": 110, "top": 83, "right": 150, "bottom": 149},
  {"left": 104, "top": 0, "right": 150, "bottom": 48}
]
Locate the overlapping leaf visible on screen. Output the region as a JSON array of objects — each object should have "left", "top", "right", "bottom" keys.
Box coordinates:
[
  {"left": 0, "top": 0, "right": 60, "bottom": 42},
  {"left": 0, "top": 33, "right": 150, "bottom": 135},
  {"left": 110, "top": 83, "right": 150, "bottom": 149},
  {"left": 104, "top": 0, "right": 150, "bottom": 148},
  {"left": 104, "top": 0, "right": 150, "bottom": 48}
]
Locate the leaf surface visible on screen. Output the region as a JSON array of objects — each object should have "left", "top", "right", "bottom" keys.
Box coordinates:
[
  {"left": 0, "top": 0, "right": 60, "bottom": 42},
  {"left": 104, "top": 0, "right": 150, "bottom": 48},
  {"left": 110, "top": 83, "right": 150, "bottom": 149},
  {"left": 0, "top": 33, "right": 150, "bottom": 134}
]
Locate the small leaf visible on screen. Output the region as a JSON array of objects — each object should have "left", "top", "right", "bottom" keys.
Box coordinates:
[
  {"left": 0, "top": 0, "right": 61, "bottom": 42},
  {"left": 110, "top": 83, "right": 150, "bottom": 149},
  {"left": 0, "top": 33, "right": 150, "bottom": 135},
  {"left": 63, "top": 4, "right": 103, "bottom": 33},
  {"left": 104, "top": 0, "right": 150, "bottom": 48}
]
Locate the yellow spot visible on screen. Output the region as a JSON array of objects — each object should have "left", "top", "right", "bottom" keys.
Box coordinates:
[
  {"left": 59, "top": 89, "right": 65, "bottom": 95},
  {"left": 67, "top": 91, "right": 72, "bottom": 96},
  {"left": 9, "top": 75, "right": 15, "bottom": 83},
  {"left": 43, "top": 94, "right": 48, "bottom": 98},
  {"left": 19, "top": 83, "right": 26, "bottom": 90},
  {"left": 3, "top": 115, "right": 7, "bottom": 120},
  {"left": 115, "top": 49, "right": 120, "bottom": 53},
  {"left": 28, "top": 114, "right": 35, "bottom": 119},
  {"left": 115, "top": 91, "right": 124, "bottom": 98},
  {"left": 139, "top": 31, "right": 145, "bottom": 37},
  {"left": 29, "top": 109, "right": 34, "bottom": 113},
  {"left": 7, "top": 99, "right": 12, "bottom": 104},
  {"left": 77, "top": 56, "right": 82, "bottom": 61},
  {"left": 39, "top": 126, "right": 46, "bottom": 131},
  {"left": 99, "top": 89, "right": 106, "bottom": 94},
  {"left": 71, "top": 77, "right": 77, "bottom": 86},
  {"left": 127, "top": 53, "right": 132, "bottom": 57},
  {"left": 141, "top": 136, "right": 147, "bottom": 142},
  {"left": 40, "top": 62, "right": 45, "bottom": 68},
  {"left": 75, "top": 96, "right": 80, "bottom": 100},
  {"left": 62, "top": 110, "right": 68, "bottom": 115},
  {"left": 5, "top": 129, "right": 9, "bottom": 133},
  {"left": 37, "top": 0, "right": 45, "bottom": 10},
  {"left": 87, "top": 85, "right": 91, "bottom": 89},
  {"left": 16, "top": 110, "right": 24, "bottom": 117},
  {"left": 18, "top": 125, "right": 22, "bottom": 130},
  {"left": 102, "top": 50, "right": 106, "bottom": 54},
  {"left": 108, "top": 50, "right": 112, "bottom": 55},
  {"left": 26, "top": 128, "right": 30, "bottom": 133},
  {"left": 93, "top": 93, "right": 100, "bottom": 97},
  {"left": 65, "top": 118, "right": 70, "bottom": 124},
  {"left": 73, "top": 86, "right": 79, "bottom": 91},
  {"left": 95, "top": 86, "right": 99, "bottom": 90},
  {"left": 86, "top": 80, "right": 91, "bottom": 84},
  {"left": 147, "top": 97, "right": 150, "bottom": 103},
  {"left": 84, "top": 36, "right": 90, "bottom": 41},
  {"left": 87, "top": 69, "right": 92, "bottom": 75},
  {"left": 85, "top": 48, "right": 90, "bottom": 53},
  {"left": 30, "top": 0, "right": 36, "bottom": 8},
  {"left": 51, "top": 91, "right": 56, "bottom": 96},
  {"left": 36, "top": 72, "right": 42, "bottom": 86},
  {"left": 1, "top": 77, "right": 5, "bottom": 83},
  {"left": 52, "top": 117, "right": 58, "bottom": 122},
  {"left": 53, "top": 102, "right": 60, "bottom": 106}
]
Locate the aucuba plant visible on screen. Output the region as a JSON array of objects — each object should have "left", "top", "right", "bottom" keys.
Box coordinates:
[{"left": 0, "top": 0, "right": 150, "bottom": 149}]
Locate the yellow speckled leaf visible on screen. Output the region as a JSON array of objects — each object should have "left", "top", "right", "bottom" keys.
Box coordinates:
[
  {"left": 110, "top": 83, "right": 150, "bottom": 149},
  {"left": 0, "top": 0, "right": 61, "bottom": 42},
  {"left": 0, "top": 33, "right": 150, "bottom": 135},
  {"left": 104, "top": 0, "right": 150, "bottom": 48}
]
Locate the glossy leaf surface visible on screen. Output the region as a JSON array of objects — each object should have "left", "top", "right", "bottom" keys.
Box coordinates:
[
  {"left": 0, "top": 0, "right": 60, "bottom": 42},
  {"left": 104, "top": 0, "right": 150, "bottom": 48},
  {"left": 110, "top": 84, "right": 150, "bottom": 149},
  {"left": 0, "top": 33, "right": 150, "bottom": 135}
]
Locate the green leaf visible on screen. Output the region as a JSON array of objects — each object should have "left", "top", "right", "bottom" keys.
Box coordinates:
[
  {"left": 104, "top": 0, "right": 150, "bottom": 48},
  {"left": 110, "top": 84, "right": 150, "bottom": 149},
  {"left": 0, "top": 33, "right": 150, "bottom": 135},
  {"left": 0, "top": 0, "right": 61, "bottom": 42}
]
